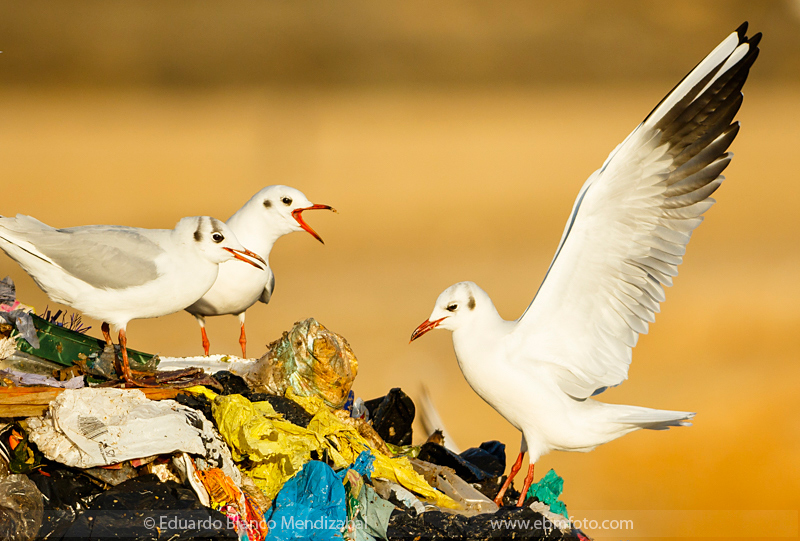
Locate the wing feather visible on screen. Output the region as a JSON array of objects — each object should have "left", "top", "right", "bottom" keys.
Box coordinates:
[
  {"left": 0, "top": 215, "right": 163, "bottom": 289},
  {"left": 514, "top": 26, "right": 760, "bottom": 399}
]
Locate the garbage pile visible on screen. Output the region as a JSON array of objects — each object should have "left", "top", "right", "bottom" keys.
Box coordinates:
[{"left": 1, "top": 282, "right": 584, "bottom": 540}]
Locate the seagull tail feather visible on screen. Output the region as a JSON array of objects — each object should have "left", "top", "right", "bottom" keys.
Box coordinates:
[{"left": 613, "top": 405, "right": 695, "bottom": 430}]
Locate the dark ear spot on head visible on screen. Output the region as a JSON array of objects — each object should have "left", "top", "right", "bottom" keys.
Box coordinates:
[
  {"left": 194, "top": 228, "right": 202, "bottom": 242},
  {"left": 263, "top": 200, "right": 272, "bottom": 208},
  {"left": 468, "top": 295, "right": 476, "bottom": 310}
]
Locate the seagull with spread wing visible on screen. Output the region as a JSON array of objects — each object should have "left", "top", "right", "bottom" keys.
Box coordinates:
[{"left": 411, "top": 24, "right": 760, "bottom": 507}]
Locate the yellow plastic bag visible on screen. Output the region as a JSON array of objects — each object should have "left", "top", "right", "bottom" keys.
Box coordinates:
[{"left": 189, "top": 386, "right": 458, "bottom": 508}]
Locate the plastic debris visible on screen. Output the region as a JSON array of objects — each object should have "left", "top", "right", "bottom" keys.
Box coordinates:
[
  {"left": 25, "top": 388, "right": 239, "bottom": 482},
  {"left": 364, "top": 388, "right": 415, "bottom": 446},
  {"left": 16, "top": 312, "right": 155, "bottom": 370},
  {"left": 371, "top": 479, "right": 426, "bottom": 516},
  {"left": 267, "top": 460, "right": 348, "bottom": 541},
  {"left": 417, "top": 440, "right": 505, "bottom": 483},
  {"left": 0, "top": 310, "right": 39, "bottom": 350},
  {"left": 0, "top": 422, "right": 43, "bottom": 474},
  {"left": 348, "top": 483, "right": 394, "bottom": 541},
  {"left": 410, "top": 458, "right": 498, "bottom": 516},
  {"left": 0, "top": 473, "right": 44, "bottom": 541},
  {"left": 0, "top": 368, "right": 84, "bottom": 389},
  {"left": 526, "top": 468, "right": 569, "bottom": 518},
  {"left": 59, "top": 474, "right": 236, "bottom": 540},
  {"left": 239, "top": 318, "right": 358, "bottom": 408}
]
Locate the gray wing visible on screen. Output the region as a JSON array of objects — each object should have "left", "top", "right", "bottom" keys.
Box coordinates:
[
  {"left": 259, "top": 270, "right": 275, "bottom": 304},
  {"left": 1, "top": 216, "right": 164, "bottom": 289}
]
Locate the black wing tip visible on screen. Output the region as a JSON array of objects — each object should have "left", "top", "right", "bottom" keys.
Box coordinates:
[
  {"left": 748, "top": 32, "right": 763, "bottom": 49},
  {"left": 736, "top": 21, "right": 749, "bottom": 41}
]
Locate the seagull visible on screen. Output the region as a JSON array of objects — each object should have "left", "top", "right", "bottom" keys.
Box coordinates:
[
  {"left": 184, "top": 186, "right": 335, "bottom": 357},
  {"left": 410, "top": 24, "right": 760, "bottom": 507},
  {"left": 0, "top": 214, "right": 266, "bottom": 385}
]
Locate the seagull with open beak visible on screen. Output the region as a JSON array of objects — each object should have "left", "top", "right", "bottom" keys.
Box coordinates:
[{"left": 185, "top": 185, "right": 336, "bottom": 357}]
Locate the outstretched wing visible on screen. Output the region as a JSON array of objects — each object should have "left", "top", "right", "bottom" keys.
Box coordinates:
[
  {"left": 514, "top": 25, "right": 760, "bottom": 400},
  {"left": 0, "top": 215, "right": 163, "bottom": 289}
]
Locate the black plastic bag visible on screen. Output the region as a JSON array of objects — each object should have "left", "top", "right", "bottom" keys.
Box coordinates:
[{"left": 364, "top": 388, "right": 415, "bottom": 446}]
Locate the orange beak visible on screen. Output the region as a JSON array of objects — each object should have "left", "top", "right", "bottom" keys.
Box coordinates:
[
  {"left": 224, "top": 248, "right": 266, "bottom": 270},
  {"left": 409, "top": 317, "right": 446, "bottom": 343},
  {"left": 291, "top": 204, "right": 337, "bottom": 244}
]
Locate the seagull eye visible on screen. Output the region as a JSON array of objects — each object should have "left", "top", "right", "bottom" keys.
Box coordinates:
[
  {"left": 446, "top": 303, "right": 458, "bottom": 312},
  {"left": 211, "top": 232, "right": 224, "bottom": 243},
  {"left": 281, "top": 197, "right": 292, "bottom": 206}
]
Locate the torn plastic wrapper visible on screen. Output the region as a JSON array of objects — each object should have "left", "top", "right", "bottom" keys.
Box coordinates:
[
  {"left": 0, "top": 474, "right": 44, "bottom": 541},
  {"left": 237, "top": 318, "right": 358, "bottom": 408},
  {"left": 25, "top": 388, "right": 240, "bottom": 484}
]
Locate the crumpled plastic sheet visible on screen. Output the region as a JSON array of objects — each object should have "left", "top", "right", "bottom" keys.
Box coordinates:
[
  {"left": 0, "top": 473, "right": 44, "bottom": 541},
  {"left": 526, "top": 468, "right": 569, "bottom": 518},
  {"left": 240, "top": 318, "right": 358, "bottom": 409},
  {"left": 192, "top": 386, "right": 457, "bottom": 509},
  {"left": 0, "top": 368, "right": 84, "bottom": 389},
  {"left": 25, "top": 388, "right": 240, "bottom": 484}
]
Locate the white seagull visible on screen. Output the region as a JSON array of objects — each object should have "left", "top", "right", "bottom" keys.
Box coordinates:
[
  {"left": 411, "top": 24, "right": 760, "bottom": 506},
  {"left": 184, "top": 186, "right": 335, "bottom": 357},
  {"left": 0, "top": 214, "right": 265, "bottom": 384}
]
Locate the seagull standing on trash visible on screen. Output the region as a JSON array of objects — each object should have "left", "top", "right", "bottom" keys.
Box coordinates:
[
  {"left": 411, "top": 24, "right": 760, "bottom": 506},
  {"left": 184, "top": 186, "right": 335, "bottom": 357},
  {"left": 0, "top": 214, "right": 266, "bottom": 385}
]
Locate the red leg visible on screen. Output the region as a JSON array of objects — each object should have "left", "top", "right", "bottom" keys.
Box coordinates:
[
  {"left": 238, "top": 323, "right": 247, "bottom": 358},
  {"left": 516, "top": 463, "right": 535, "bottom": 507},
  {"left": 200, "top": 327, "right": 210, "bottom": 356},
  {"left": 101, "top": 322, "right": 113, "bottom": 345},
  {"left": 118, "top": 329, "right": 159, "bottom": 388},
  {"left": 118, "top": 328, "right": 134, "bottom": 383},
  {"left": 494, "top": 451, "right": 525, "bottom": 506}
]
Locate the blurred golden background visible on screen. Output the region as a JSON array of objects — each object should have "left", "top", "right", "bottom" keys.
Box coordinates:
[{"left": 1, "top": 2, "right": 798, "bottom": 539}]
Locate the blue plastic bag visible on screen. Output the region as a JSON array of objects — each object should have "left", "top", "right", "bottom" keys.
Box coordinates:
[{"left": 267, "top": 461, "right": 348, "bottom": 541}]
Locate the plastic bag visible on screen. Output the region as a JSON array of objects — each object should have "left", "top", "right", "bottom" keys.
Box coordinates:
[
  {"left": 363, "top": 388, "right": 415, "bottom": 446},
  {"left": 201, "top": 387, "right": 457, "bottom": 508},
  {"left": 240, "top": 318, "right": 358, "bottom": 408},
  {"left": 0, "top": 474, "right": 44, "bottom": 541},
  {"left": 266, "top": 460, "right": 347, "bottom": 541}
]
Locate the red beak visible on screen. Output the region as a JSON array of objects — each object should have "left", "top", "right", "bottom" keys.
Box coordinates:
[
  {"left": 409, "top": 317, "right": 446, "bottom": 343},
  {"left": 224, "top": 247, "right": 266, "bottom": 270},
  {"left": 291, "top": 204, "right": 337, "bottom": 244}
]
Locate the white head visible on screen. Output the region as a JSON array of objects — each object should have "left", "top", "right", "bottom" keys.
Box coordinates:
[
  {"left": 174, "top": 216, "right": 266, "bottom": 268},
  {"left": 410, "top": 281, "right": 492, "bottom": 341},
  {"left": 236, "top": 185, "right": 336, "bottom": 244}
]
